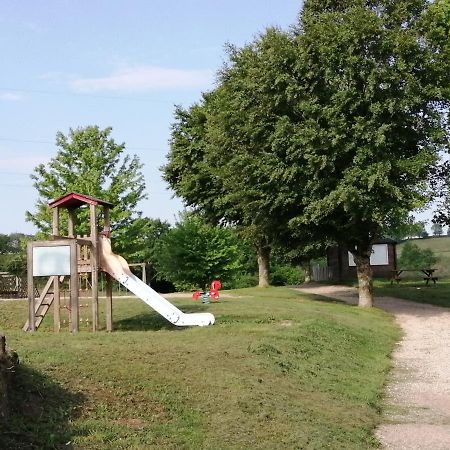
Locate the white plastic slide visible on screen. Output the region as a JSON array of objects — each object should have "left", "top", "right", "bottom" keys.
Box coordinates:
[{"left": 99, "top": 236, "right": 215, "bottom": 327}]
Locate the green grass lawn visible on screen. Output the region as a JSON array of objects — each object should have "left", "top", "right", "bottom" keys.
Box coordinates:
[
  {"left": 374, "top": 278, "right": 450, "bottom": 308},
  {"left": 0, "top": 287, "right": 399, "bottom": 449}
]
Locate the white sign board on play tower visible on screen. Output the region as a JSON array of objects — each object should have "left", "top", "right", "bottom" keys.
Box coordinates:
[{"left": 32, "top": 245, "right": 71, "bottom": 276}]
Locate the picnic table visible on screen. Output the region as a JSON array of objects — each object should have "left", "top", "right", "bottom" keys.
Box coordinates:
[{"left": 390, "top": 268, "right": 438, "bottom": 285}]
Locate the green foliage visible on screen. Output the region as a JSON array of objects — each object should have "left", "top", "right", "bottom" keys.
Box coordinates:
[
  {"left": 397, "top": 235, "right": 450, "bottom": 277},
  {"left": 153, "top": 214, "right": 244, "bottom": 290},
  {"left": 0, "top": 233, "right": 32, "bottom": 275},
  {"left": 165, "top": 0, "right": 450, "bottom": 299},
  {"left": 120, "top": 217, "right": 173, "bottom": 291},
  {"left": 398, "top": 241, "right": 438, "bottom": 269},
  {"left": 5, "top": 255, "right": 27, "bottom": 276},
  {"left": 294, "top": 0, "right": 448, "bottom": 249},
  {"left": 222, "top": 272, "right": 258, "bottom": 290},
  {"left": 432, "top": 222, "right": 443, "bottom": 236},
  {"left": 0, "top": 233, "right": 32, "bottom": 255},
  {"left": 386, "top": 217, "right": 427, "bottom": 240},
  {"left": 163, "top": 29, "right": 313, "bottom": 287},
  {"left": 270, "top": 264, "right": 304, "bottom": 286},
  {"left": 26, "top": 126, "right": 147, "bottom": 259}
]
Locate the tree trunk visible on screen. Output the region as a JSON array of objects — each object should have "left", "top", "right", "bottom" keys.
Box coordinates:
[
  {"left": 302, "top": 262, "right": 312, "bottom": 283},
  {"left": 353, "top": 245, "right": 374, "bottom": 307},
  {"left": 257, "top": 244, "right": 270, "bottom": 288}
]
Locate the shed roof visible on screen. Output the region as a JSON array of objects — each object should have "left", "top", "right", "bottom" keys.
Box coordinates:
[{"left": 48, "top": 192, "right": 114, "bottom": 209}]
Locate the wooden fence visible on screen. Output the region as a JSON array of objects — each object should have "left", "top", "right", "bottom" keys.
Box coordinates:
[
  {"left": 312, "top": 265, "right": 333, "bottom": 282},
  {"left": 0, "top": 274, "right": 27, "bottom": 299}
]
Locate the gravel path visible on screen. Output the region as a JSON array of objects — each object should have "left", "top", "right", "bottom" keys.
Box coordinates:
[{"left": 295, "top": 284, "right": 450, "bottom": 450}]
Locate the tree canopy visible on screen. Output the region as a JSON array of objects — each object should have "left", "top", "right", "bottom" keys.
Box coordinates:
[
  {"left": 289, "top": 0, "right": 450, "bottom": 305},
  {"left": 164, "top": 29, "right": 314, "bottom": 287},
  {"left": 164, "top": 0, "right": 450, "bottom": 305},
  {"left": 26, "top": 126, "right": 147, "bottom": 259}
]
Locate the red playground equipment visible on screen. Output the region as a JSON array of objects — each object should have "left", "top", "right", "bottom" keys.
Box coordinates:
[{"left": 192, "top": 280, "right": 222, "bottom": 303}]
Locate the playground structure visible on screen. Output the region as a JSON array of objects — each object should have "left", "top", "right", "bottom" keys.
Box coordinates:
[{"left": 24, "top": 192, "right": 215, "bottom": 333}]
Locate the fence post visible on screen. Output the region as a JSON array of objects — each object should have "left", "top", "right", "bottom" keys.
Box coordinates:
[{"left": 0, "top": 334, "right": 6, "bottom": 356}]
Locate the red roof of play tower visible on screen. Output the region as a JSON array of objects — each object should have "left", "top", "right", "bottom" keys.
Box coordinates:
[{"left": 48, "top": 192, "right": 114, "bottom": 209}]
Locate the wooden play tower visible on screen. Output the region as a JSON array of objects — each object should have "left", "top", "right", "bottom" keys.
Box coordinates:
[{"left": 24, "top": 192, "right": 114, "bottom": 333}]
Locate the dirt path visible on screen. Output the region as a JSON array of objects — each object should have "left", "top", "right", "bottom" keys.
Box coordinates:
[{"left": 295, "top": 284, "right": 450, "bottom": 450}]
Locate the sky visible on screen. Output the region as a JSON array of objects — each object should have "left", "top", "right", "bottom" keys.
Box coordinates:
[
  {"left": 0, "top": 1, "right": 437, "bottom": 235},
  {"left": 0, "top": 0, "right": 303, "bottom": 234}
]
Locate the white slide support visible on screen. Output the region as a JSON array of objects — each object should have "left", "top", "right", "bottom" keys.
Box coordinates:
[{"left": 99, "top": 236, "right": 215, "bottom": 327}]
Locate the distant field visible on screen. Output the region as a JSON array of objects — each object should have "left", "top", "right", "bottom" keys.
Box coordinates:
[
  {"left": 0, "top": 288, "right": 399, "bottom": 449},
  {"left": 397, "top": 236, "right": 450, "bottom": 277}
]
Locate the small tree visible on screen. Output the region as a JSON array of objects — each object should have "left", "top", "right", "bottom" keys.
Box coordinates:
[
  {"left": 398, "top": 242, "right": 438, "bottom": 270},
  {"left": 416, "top": 222, "right": 428, "bottom": 239},
  {"left": 26, "top": 126, "right": 147, "bottom": 259},
  {"left": 431, "top": 223, "right": 443, "bottom": 236},
  {"left": 153, "top": 214, "right": 244, "bottom": 291}
]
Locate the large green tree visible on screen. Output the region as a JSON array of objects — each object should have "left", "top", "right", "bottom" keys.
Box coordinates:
[
  {"left": 289, "top": 0, "right": 450, "bottom": 306},
  {"left": 164, "top": 29, "right": 310, "bottom": 287},
  {"left": 166, "top": 0, "right": 450, "bottom": 304},
  {"left": 26, "top": 126, "right": 147, "bottom": 258}
]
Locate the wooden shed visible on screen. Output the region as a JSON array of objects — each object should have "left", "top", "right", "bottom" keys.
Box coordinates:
[{"left": 326, "top": 239, "right": 398, "bottom": 281}]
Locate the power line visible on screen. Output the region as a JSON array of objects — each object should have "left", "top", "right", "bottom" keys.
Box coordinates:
[
  {"left": 0, "top": 137, "right": 52, "bottom": 144},
  {"left": 0, "top": 86, "right": 177, "bottom": 104},
  {"left": 0, "top": 183, "right": 33, "bottom": 188},
  {"left": 0, "top": 136, "right": 166, "bottom": 152},
  {"left": 0, "top": 172, "right": 30, "bottom": 176}
]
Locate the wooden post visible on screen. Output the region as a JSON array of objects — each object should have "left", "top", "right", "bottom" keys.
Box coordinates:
[
  {"left": 52, "top": 208, "right": 61, "bottom": 332},
  {"left": 68, "top": 208, "right": 76, "bottom": 238},
  {"left": 142, "top": 264, "right": 147, "bottom": 284},
  {"left": 106, "top": 273, "right": 113, "bottom": 332},
  {"left": 52, "top": 207, "right": 59, "bottom": 237},
  {"left": 70, "top": 240, "right": 79, "bottom": 333},
  {"left": 104, "top": 205, "right": 112, "bottom": 331},
  {"left": 53, "top": 276, "right": 60, "bottom": 332},
  {"left": 0, "top": 334, "right": 5, "bottom": 355},
  {"left": 90, "top": 204, "right": 99, "bottom": 332},
  {"left": 27, "top": 242, "right": 35, "bottom": 332}
]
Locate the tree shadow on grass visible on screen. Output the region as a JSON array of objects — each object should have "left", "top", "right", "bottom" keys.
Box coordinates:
[
  {"left": 114, "top": 303, "right": 215, "bottom": 331},
  {"left": 0, "top": 364, "right": 85, "bottom": 450}
]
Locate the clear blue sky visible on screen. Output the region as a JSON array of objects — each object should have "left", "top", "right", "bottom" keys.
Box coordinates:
[
  {"left": 0, "top": 1, "right": 435, "bottom": 234},
  {"left": 0, "top": 0, "right": 304, "bottom": 234}
]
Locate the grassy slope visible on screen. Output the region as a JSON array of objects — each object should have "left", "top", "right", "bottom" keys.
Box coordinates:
[
  {"left": 374, "top": 279, "right": 450, "bottom": 308},
  {"left": 0, "top": 288, "right": 399, "bottom": 450},
  {"left": 397, "top": 236, "right": 450, "bottom": 277}
]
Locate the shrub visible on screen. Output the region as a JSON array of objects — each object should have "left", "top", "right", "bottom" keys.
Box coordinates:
[
  {"left": 398, "top": 242, "right": 438, "bottom": 270},
  {"left": 153, "top": 215, "right": 244, "bottom": 291},
  {"left": 223, "top": 273, "right": 258, "bottom": 290},
  {"left": 271, "top": 264, "right": 305, "bottom": 286}
]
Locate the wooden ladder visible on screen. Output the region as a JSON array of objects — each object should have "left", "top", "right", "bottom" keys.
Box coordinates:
[{"left": 23, "top": 276, "right": 64, "bottom": 331}]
